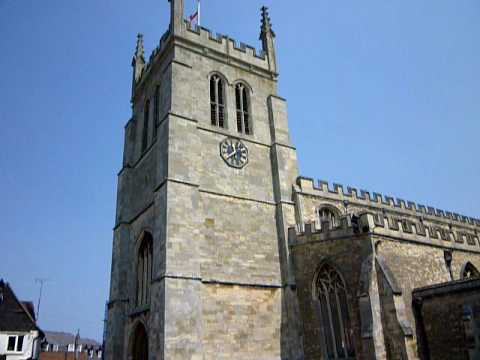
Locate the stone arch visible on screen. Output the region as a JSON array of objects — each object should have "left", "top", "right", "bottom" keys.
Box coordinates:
[
  {"left": 311, "top": 262, "right": 356, "bottom": 359},
  {"left": 315, "top": 203, "right": 342, "bottom": 230},
  {"left": 461, "top": 261, "right": 480, "bottom": 279},
  {"left": 128, "top": 321, "right": 148, "bottom": 360},
  {"left": 134, "top": 229, "right": 154, "bottom": 255},
  {"left": 135, "top": 231, "right": 153, "bottom": 307},
  {"left": 233, "top": 80, "right": 253, "bottom": 134},
  {"left": 207, "top": 70, "right": 230, "bottom": 85},
  {"left": 232, "top": 79, "right": 254, "bottom": 94},
  {"left": 209, "top": 72, "right": 228, "bottom": 128}
]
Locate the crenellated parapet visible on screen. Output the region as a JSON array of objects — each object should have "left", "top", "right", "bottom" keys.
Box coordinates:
[
  {"left": 132, "top": 6, "right": 277, "bottom": 100},
  {"left": 185, "top": 22, "right": 267, "bottom": 60},
  {"left": 289, "top": 212, "right": 480, "bottom": 253},
  {"left": 288, "top": 214, "right": 369, "bottom": 246},
  {"left": 370, "top": 212, "right": 480, "bottom": 249},
  {"left": 295, "top": 176, "right": 480, "bottom": 228}
]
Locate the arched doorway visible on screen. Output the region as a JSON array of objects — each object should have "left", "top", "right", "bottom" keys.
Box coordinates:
[{"left": 131, "top": 323, "right": 148, "bottom": 360}]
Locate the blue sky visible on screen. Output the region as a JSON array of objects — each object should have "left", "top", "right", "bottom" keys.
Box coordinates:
[{"left": 0, "top": 0, "right": 479, "bottom": 341}]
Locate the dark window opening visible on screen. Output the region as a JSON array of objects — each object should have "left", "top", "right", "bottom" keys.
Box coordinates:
[
  {"left": 136, "top": 233, "right": 153, "bottom": 307},
  {"left": 235, "top": 83, "right": 251, "bottom": 135},
  {"left": 153, "top": 86, "right": 160, "bottom": 139},
  {"left": 7, "top": 337, "right": 15, "bottom": 351},
  {"left": 141, "top": 100, "right": 150, "bottom": 153},
  {"left": 210, "top": 75, "right": 225, "bottom": 128},
  {"left": 318, "top": 208, "right": 339, "bottom": 229},
  {"left": 16, "top": 336, "right": 24, "bottom": 352}
]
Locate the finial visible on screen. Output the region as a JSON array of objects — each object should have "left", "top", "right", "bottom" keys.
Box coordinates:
[
  {"left": 260, "top": 6, "right": 275, "bottom": 39},
  {"left": 135, "top": 33, "right": 145, "bottom": 60}
]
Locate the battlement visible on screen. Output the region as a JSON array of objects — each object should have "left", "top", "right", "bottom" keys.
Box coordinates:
[
  {"left": 296, "top": 176, "right": 480, "bottom": 228},
  {"left": 288, "top": 214, "right": 369, "bottom": 245},
  {"left": 185, "top": 22, "right": 267, "bottom": 60},
  {"left": 182, "top": 21, "right": 271, "bottom": 72},
  {"left": 289, "top": 213, "right": 480, "bottom": 252},
  {"left": 133, "top": 19, "right": 274, "bottom": 97}
]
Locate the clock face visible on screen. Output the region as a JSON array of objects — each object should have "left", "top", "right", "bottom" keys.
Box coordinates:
[{"left": 220, "top": 138, "right": 249, "bottom": 169}]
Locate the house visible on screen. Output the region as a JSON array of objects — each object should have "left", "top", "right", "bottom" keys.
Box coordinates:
[
  {"left": 0, "top": 279, "right": 44, "bottom": 360},
  {"left": 40, "top": 331, "right": 102, "bottom": 360}
]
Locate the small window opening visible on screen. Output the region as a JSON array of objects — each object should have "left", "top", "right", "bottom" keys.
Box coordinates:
[
  {"left": 141, "top": 100, "right": 151, "bottom": 153},
  {"left": 7, "top": 336, "right": 16, "bottom": 351},
  {"left": 210, "top": 75, "right": 225, "bottom": 128},
  {"left": 235, "top": 83, "right": 251, "bottom": 135},
  {"left": 318, "top": 207, "right": 339, "bottom": 229},
  {"left": 16, "top": 336, "right": 24, "bottom": 352},
  {"left": 153, "top": 86, "right": 160, "bottom": 139},
  {"left": 136, "top": 233, "right": 153, "bottom": 307}
]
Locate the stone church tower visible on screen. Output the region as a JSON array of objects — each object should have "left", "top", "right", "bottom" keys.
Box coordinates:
[
  {"left": 106, "top": 2, "right": 480, "bottom": 359},
  {"left": 106, "top": 1, "right": 303, "bottom": 359}
]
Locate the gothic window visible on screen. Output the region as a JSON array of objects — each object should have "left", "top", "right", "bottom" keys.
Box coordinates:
[
  {"left": 141, "top": 100, "right": 150, "bottom": 153},
  {"left": 210, "top": 75, "right": 226, "bottom": 128},
  {"left": 315, "top": 264, "right": 355, "bottom": 359},
  {"left": 136, "top": 233, "right": 153, "bottom": 307},
  {"left": 235, "top": 83, "right": 251, "bottom": 134},
  {"left": 462, "top": 262, "right": 480, "bottom": 279},
  {"left": 318, "top": 207, "right": 339, "bottom": 229},
  {"left": 153, "top": 86, "right": 160, "bottom": 139}
]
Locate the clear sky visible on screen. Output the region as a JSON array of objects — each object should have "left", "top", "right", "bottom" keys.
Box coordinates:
[{"left": 0, "top": 0, "right": 479, "bottom": 341}]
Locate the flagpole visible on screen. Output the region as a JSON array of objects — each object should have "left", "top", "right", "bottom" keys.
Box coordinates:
[{"left": 197, "top": 0, "right": 201, "bottom": 27}]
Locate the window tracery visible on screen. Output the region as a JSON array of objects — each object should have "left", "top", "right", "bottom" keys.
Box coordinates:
[
  {"left": 318, "top": 207, "right": 339, "bottom": 229},
  {"left": 235, "top": 83, "right": 251, "bottom": 134},
  {"left": 210, "top": 75, "right": 226, "bottom": 128},
  {"left": 136, "top": 233, "right": 153, "bottom": 306},
  {"left": 315, "top": 264, "right": 355, "bottom": 359}
]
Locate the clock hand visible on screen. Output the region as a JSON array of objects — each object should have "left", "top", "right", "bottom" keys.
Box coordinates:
[{"left": 226, "top": 143, "right": 237, "bottom": 159}]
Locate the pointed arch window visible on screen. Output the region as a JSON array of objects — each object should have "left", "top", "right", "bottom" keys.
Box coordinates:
[
  {"left": 235, "top": 83, "right": 251, "bottom": 135},
  {"left": 136, "top": 233, "right": 153, "bottom": 307},
  {"left": 315, "top": 264, "right": 355, "bottom": 359},
  {"left": 153, "top": 86, "right": 160, "bottom": 139},
  {"left": 141, "top": 100, "right": 150, "bottom": 153},
  {"left": 210, "top": 75, "right": 225, "bottom": 128},
  {"left": 318, "top": 207, "right": 339, "bottom": 230},
  {"left": 462, "top": 262, "right": 480, "bottom": 279}
]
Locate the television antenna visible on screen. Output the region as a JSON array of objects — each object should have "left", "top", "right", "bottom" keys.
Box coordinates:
[{"left": 35, "top": 278, "right": 49, "bottom": 322}]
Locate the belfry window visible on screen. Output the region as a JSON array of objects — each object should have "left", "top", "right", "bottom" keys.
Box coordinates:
[
  {"left": 318, "top": 207, "right": 339, "bottom": 229},
  {"left": 210, "top": 75, "right": 225, "bottom": 128},
  {"left": 235, "top": 83, "right": 251, "bottom": 135},
  {"left": 141, "top": 100, "right": 150, "bottom": 153},
  {"left": 136, "top": 233, "right": 153, "bottom": 306},
  {"left": 462, "top": 262, "right": 480, "bottom": 279},
  {"left": 315, "top": 264, "right": 355, "bottom": 359},
  {"left": 153, "top": 86, "right": 160, "bottom": 139}
]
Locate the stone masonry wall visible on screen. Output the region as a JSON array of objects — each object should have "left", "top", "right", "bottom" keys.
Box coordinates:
[{"left": 289, "top": 229, "right": 373, "bottom": 359}]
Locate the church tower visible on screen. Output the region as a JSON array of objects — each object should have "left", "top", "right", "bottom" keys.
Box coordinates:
[{"left": 106, "top": 2, "right": 303, "bottom": 359}]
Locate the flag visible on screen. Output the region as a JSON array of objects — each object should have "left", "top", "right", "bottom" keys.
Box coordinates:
[{"left": 188, "top": 0, "right": 201, "bottom": 26}]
